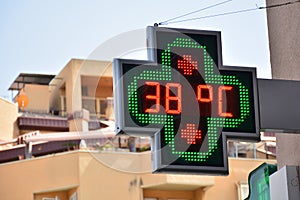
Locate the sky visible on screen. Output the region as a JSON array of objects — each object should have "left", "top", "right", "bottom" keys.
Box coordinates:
[{"left": 0, "top": 0, "right": 271, "bottom": 100}]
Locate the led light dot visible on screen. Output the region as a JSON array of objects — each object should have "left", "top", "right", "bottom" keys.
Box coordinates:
[{"left": 125, "top": 36, "right": 253, "bottom": 163}]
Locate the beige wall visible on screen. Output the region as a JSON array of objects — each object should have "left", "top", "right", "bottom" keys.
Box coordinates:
[
  {"left": 0, "top": 150, "right": 276, "bottom": 200},
  {"left": 46, "top": 59, "right": 113, "bottom": 130},
  {"left": 49, "top": 59, "right": 112, "bottom": 114},
  {"left": 0, "top": 97, "right": 19, "bottom": 140},
  {"left": 203, "top": 158, "right": 276, "bottom": 200},
  {"left": 81, "top": 75, "right": 113, "bottom": 98},
  {"left": 0, "top": 151, "right": 79, "bottom": 200},
  {"left": 18, "top": 84, "right": 50, "bottom": 113}
]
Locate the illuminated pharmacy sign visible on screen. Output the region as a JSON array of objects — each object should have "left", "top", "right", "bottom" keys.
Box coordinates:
[{"left": 113, "top": 26, "right": 259, "bottom": 174}]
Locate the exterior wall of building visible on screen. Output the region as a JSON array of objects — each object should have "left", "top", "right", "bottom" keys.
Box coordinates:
[
  {"left": 18, "top": 84, "right": 50, "bottom": 113},
  {"left": 266, "top": 0, "right": 300, "bottom": 80},
  {"left": 266, "top": 0, "right": 300, "bottom": 169},
  {"left": 48, "top": 59, "right": 82, "bottom": 114},
  {"left": 0, "top": 97, "right": 19, "bottom": 140},
  {"left": 0, "top": 150, "right": 275, "bottom": 200},
  {"left": 204, "top": 158, "right": 276, "bottom": 200},
  {"left": 0, "top": 56, "right": 278, "bottom": 200},
  {"left": 0, "top": 151, "right": 79, "bottom": 200},
  {"left": 49, "top": 59, "right": 112, "bottom": 115}
]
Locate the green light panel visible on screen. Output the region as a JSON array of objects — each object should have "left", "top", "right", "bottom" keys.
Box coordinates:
[
  {"left": 125, "top": 37, "right": 251, "bottom": 162},
  {"left": 114, "top": 26, "right": 258, "bottom": 174}
]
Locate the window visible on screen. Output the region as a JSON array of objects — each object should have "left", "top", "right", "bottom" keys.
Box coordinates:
[
  {"left": 238, "top": 182, "right": 249, "bottom": 200},
  {"left": 69, "top": 192, "right": 78, "bottom": 200},
  {"left": 143, "top": 189, "right": 193, "bottom": 200},
  {"left": 42, "top": 197, "right": 60, "bottom": 200},
  {"left": 82, "top": 86, "right": 88, "bottom": 96}
]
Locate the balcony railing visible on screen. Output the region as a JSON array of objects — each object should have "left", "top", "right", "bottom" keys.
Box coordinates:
[{"left": 59, "top": 96, "right": 114, "bottom": 120}]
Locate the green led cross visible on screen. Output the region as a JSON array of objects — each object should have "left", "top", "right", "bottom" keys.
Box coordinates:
[{"left": 126, "top": 37, "right": 251, "bottom": 163}]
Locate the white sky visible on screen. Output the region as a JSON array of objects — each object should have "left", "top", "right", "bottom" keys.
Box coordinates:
[{"left": 0, "top": 0, "right": 271, "bottom": 100}]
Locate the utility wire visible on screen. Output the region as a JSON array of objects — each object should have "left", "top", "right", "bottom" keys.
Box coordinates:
[
  {"left": 158, "top": 0, "right": 300, "bottom": 25},
  {"left": 165, "top": 7, "right": 258, "bottom": 24},
  {"left": 159, "top": 0, "right": 234, "bottom": 25},
  {"left": 259, "top": 0, "right": 300, "bottom": 9}
]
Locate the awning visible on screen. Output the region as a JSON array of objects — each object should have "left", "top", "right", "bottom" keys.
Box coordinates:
[{"left": 8, "top": 73, "right": 55, "bottom": 91}]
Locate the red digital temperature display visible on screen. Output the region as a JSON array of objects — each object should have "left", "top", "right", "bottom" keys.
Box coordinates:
[{"left": 140, "top": 81, "right": 237, "bottom": 118}]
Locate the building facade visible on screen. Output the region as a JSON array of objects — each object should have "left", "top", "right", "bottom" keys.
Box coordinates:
[
  {"left": 266, "top": 0, "right": 300, "bottom": 170},
  {"left": 0, "top": 58, "right": 276, "bottom": 200},
  {"left": 0, "top": 150, "right": 275, "bottom": 200}
]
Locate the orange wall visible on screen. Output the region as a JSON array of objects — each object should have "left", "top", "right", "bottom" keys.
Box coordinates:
[
  {"left": 19, "top": 84, "right": 50, "bottom": 113},
  {"left": 0, "top": 150, "right": 276, "bottom": 200},
  {"left": 0, "top": 152, "right": 79, "bottom": 200}
]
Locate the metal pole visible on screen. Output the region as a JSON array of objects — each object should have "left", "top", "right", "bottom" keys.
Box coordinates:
[
  {"left": 253, "top": 143, "right": 256, "bottom": 159},
  {"left": 25, "top": 142, "right": 32, "bottom": 159}
]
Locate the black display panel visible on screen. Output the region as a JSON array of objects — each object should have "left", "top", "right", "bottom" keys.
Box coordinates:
[{"left": 113, "top": 26, "right": 259, "bottom": 174}]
